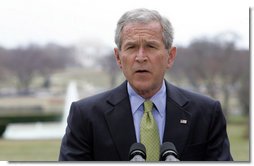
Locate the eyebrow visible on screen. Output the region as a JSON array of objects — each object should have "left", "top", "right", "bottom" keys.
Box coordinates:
[
  {"left": 122, "top": 41, "right": 137, "bottom": 47},
  {"left": 145, "top": 40, "right": 160, "bottom": 45},
  {"left": 123, "top": 40, "right": 160, "bottom": 46}
]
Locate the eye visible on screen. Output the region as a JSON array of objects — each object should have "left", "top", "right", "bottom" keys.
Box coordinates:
[
  {"left": 127, "top": 46, "right": 134, "bottom": 49},
  {"left": 147, "top": 44, "right": 156, "bottom": 49},
  {"left": 125, "top": 45, "right": 135, "bottom": 50}
]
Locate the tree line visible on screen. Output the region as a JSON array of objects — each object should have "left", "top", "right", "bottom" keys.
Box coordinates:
[
  {"left": 0, "top": 33, "right": 250, "bottom": 118},
  {"left": 170, "top": 37, "right": 249, "bottom": 119},
  {"left": 0, "top": 43, "right": 77, "bottom": 94}
]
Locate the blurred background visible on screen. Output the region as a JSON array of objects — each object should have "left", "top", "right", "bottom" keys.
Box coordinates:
[{"left": 0, "top": 0, "right": 251, "bottom": 161}]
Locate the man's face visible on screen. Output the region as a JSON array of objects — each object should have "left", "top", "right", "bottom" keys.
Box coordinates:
[{"left": 114, "top": 21, "right": 176, "bottom": 99}]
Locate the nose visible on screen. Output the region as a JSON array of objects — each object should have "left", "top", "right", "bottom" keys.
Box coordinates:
[{"left": 135, "top": 47, "right": 147, "bottom": 63}]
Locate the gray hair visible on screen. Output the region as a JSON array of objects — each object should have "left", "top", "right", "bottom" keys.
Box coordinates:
[{"left": 114, "top": 8, "right": 174, "bottom": 50}]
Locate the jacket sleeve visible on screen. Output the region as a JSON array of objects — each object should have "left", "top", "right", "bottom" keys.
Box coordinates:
[
  {"left": 205, "top": 101, "right": 233, "bottom": 161},
  {"left": 58, "top": 102, "right": 93, "bottom": 161}
]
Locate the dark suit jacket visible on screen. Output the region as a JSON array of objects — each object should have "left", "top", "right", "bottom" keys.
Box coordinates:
[{"left": 59, "top": 80, "right": 233, "bottom": 161}]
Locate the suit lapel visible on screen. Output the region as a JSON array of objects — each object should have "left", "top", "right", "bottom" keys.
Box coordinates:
[
  {"left": 163, "top": 82, "right": 192, "bottom": 156},
  {"left": 104, "top": 82, "right": 136, "bottom": 160},
  {"left": 103, "top": 81, "right": 192, "bottom": 160}
]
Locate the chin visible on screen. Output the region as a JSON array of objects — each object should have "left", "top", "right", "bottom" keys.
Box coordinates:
[{"left": 132, "top": 81, "right": 152, "bottom": 93}]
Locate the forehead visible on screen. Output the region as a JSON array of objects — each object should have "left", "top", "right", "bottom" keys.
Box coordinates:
[{"left": 121, "top": 21, "right": 163, "bottom": 41}]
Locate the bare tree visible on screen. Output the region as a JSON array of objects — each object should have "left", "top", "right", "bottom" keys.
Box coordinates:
[
  {"left": 235, "top": 49, "right": 250, "bottom": 138},
  {"left": 36, "top": 43, "right": 77, "bottom": 88},
  {"left": 6, "top": 45, "right": 39, "bottom": 93},
  {"left": 98, "top": 50, "right": 120, "bottom": 88},
  {"left": 4, "top": 44, "right": 76, "bottom": 94},
  {"left": 0, "top": 47, "right": 9, "bottom": 81},
  {"left": 171, "top": 38, "right": 222, "bottom": 98}
]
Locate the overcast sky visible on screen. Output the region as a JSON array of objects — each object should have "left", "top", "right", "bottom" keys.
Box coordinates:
[{"left": 0, "top": 0, "right": 252, "bottom": 49}]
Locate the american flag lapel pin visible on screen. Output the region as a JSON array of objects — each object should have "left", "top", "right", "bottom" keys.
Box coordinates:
[{"left": 180, "top": 119, "right": 187, "bottom": 124}]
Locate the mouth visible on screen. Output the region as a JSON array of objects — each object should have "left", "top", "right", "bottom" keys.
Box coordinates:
[{"left": 135, "top": 69, "right": 150, "bottom": 74}]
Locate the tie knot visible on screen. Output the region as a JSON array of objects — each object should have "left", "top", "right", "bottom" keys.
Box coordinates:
[{"left": 144, "top": 100, "right": 153, "bottom": 113}]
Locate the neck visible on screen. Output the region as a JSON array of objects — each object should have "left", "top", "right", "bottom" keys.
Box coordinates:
[{"left": 134, "top": 83, "right": 163, "bottom": 100}]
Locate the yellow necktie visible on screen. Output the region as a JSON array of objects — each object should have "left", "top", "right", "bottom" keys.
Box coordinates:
[{"left": 140, "top": 100, "right": 160, "bottom": 161}]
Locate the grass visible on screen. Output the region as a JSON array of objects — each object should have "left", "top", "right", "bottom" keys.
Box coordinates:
[
  {"left": 0, "top": 123, "right": 249, "bottom": 161},
  {"left": 227, "top": 115, "right": 250, "bottom": 161},
  {"left": 0, "top": 139, "right": 61, "bottom": 161},
  {"left": 227, "top": 123, "right": 249, "bottom": 161}
]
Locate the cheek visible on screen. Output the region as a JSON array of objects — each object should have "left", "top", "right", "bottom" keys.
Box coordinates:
[
  {"left": 118, "top": 56, "right": 130, "bottom": 73},
  {"left": 155, "top": 56, "right": 169, "bottom": 68},
  {"left": 121, "top": 54, "right": 134, "bottom": 66},
  {"left": 162, "top": 55, "right": 171, "bottom": 69},
  {"left": 118, "top": 54, "right": 128, "bottom": 66}
]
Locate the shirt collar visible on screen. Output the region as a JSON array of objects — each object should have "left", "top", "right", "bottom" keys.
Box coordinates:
[
  {"left": 127, "top": 83, "right": 145, "bottom": 115},
  {"left": 150, "top": 82, "right": 166, "bottom": 117},
  {"left": 127, "top": 81, "right": 166, "bottom": 117}
]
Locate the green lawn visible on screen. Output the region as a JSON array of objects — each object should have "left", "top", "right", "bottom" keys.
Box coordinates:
[
  {"left": 0, "top": 139, "right": 61, "bottom": 161},
  {"left": 0, "top": 123, "right": 249, "bottom": 161},
  {"left": 227, "top": 123, "right": 249, "bottom": 161}
]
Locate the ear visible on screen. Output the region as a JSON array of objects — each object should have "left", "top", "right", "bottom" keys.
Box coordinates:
[
  {"left": 114, "top": 48, "right": 122, "bottom": 69},
  {"left": 166, "top": 47, "right": 177, "bottom": 69}
]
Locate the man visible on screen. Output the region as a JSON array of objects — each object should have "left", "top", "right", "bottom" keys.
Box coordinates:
[{"left": 59, "top": 8, "right": 233, "bottom": 161}]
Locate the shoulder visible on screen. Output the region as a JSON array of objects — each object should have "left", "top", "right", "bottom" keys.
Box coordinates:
[
  {"left": 167, "top": 82, "right": 218, "bottom": 107},
  {"left": 166, "top": 82, "right": 224, "bottom": 122},
  {"left": 167, "top": 82, "right": 226, "bottom": 129},
  {"left": 75, "top": 89, "right": 113, "bottom": 107},
  {"left": 71, "top": 81, "right": 128, "bottom": 114}
]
